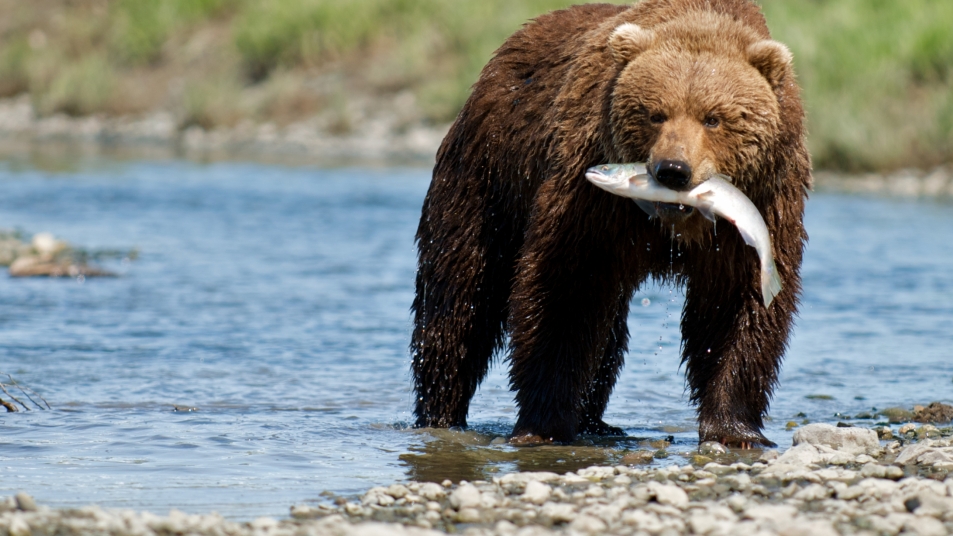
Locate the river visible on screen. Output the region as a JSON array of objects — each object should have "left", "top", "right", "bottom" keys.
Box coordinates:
[{"left": 0, "top": 157, "right": 951, "bottom": 518}]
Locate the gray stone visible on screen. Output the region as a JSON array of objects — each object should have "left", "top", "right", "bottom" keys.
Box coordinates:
[
  {"left": 497, "top": 472, "right": 560, "bottom": 486},
  {"left": 699, "top": 441, "right": 729, "bottom": 456},
  {"left": 902, "top": 516, "right": 947, "bottom": 536},
  {"left": 774, "top": 444, "right": 825, "bottom": 466},
  {"left": 568, "top": 514, "right": 608, "bottom": 534},
  {"left": 418, "top": 483, "right": 445, "bottom": 501},
  {"left": 539, "top": 501, "right": 576, "bottom": 524},
  {"left": 521, "top": 481, "right": 551, "bottom": 506},
  {"left": 792, "top": 423, "right": 880, "bottom": 455},
  {"left": 449, "top": 484, "right": 482, "bottom": 510},
  {"left": 15, "top": 492, "right": 37, "bottom": 512},
  {"left": 793, "top": 484, "right": 830, "bottom": 501},
  {"left": 647, "top": 481, "right": 689, "bottom": 508}
]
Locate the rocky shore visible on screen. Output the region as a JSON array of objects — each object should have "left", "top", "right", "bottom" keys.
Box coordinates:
[
  {"left": 815, "top": 167, "right": 953, "bottom": 199},
  {"left": 0, "top": 230, "right": 127, "bottom": 278},
  {"left": 0, "top": 95, "right": 448, "bottom": 165},
  {"left": 5, "top": 423, "right": 953, "bottom": 536}
]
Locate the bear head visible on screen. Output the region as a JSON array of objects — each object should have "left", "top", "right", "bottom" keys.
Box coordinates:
[{"left": 607, "top": 12, "right": 793, "bottom": 223}]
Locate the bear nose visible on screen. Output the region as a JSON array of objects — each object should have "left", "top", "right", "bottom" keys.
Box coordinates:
[{"left": 653, "top": 160, "right": 693, "bottom": 190}]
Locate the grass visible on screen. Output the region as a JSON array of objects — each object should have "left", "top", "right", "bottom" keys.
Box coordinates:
[
  {"left": 0, "top": 0, "right": 949, "bottom": 171},
  {"left": 761, "top": 0, "right": 953, "bottom": 171}
]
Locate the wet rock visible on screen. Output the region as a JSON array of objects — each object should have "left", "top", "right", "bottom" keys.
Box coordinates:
[
  {"left": 914, "top": 402, "right": 953, "bottom": 424},
  {"left": 622, "top": 450, "right": 655, "bottom": 465},
  {"left": 792, "top": 423, "right": 880, "bottom": 455},
  {"left": 917, "top": 424, "right": 942, "bottom": 439},
  {"left": 880, "top": 407, "right": 915, "bottom": 423},
  {"left": 576, "top": 466, "right": 615, "bottom": 480},
  {"left": 698, "top": 441, "right": 728, "bottom": 456}
]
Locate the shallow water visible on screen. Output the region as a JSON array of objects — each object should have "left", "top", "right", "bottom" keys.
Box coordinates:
[{"left": 0, "top": 158, "right": 951, "bottom": 519}]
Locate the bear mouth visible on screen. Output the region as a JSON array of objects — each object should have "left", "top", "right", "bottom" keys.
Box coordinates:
[{"left": 655, "top": 202, "right": 695, "bottom": 218}]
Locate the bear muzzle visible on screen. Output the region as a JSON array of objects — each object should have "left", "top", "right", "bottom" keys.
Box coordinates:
[
  {"left": 652, "top": 159, "right": 693, "bottom": 191},
  {"left": 648, "top": 159, "right": 696, "bottom": 220}
]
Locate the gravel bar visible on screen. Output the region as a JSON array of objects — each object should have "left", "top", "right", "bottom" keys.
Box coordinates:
[{"left": 5, "top": 424, "right": 953, "bottom": 535}]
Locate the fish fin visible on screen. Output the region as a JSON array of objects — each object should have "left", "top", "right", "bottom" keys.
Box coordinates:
[
  {"left": 697, "top": 200, "right": 716, "bottom": 222},
  {"left": 736, "top": 226, "right": 757, "bottom": 248},
  {"left": 634, "top": 199, "right": 658, "bottom": 219},
  {"left": 761, "top": 259, "right": 782, "bottom": 308}
]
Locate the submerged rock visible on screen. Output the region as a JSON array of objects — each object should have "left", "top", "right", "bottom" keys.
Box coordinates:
[
  {"left": 1, "top": 230, "right": 126, "bottom": 278},
  {"left": 9, "top": 255, "right": 116, "bottom": 277}
]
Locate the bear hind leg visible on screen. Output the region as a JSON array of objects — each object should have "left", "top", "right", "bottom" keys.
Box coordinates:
[{"left": 411, "top": 190, "right": 517, "bottom": 430}]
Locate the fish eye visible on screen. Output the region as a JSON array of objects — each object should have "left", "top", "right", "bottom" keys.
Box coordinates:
[{"left": 703, "top": 115, "right": 720, "bottom": 128}]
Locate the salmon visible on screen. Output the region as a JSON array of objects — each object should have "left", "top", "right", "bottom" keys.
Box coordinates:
[{"left": 586, "top": 163, "right": 782, "bottom": 307}]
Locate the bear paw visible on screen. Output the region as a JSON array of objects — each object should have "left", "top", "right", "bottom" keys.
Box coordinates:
[
  {"left": 580, "top": 419, "right": 627, "bottom": 437},
  {"left": 700, "top": 421, "right": 777, "bottom": 449}
]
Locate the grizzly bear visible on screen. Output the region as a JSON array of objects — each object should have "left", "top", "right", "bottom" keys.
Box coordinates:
[{"left": 411, "top": 0, "right": 810, "bottom": 448}]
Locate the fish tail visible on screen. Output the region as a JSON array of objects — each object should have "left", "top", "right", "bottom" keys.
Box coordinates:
[{"left": 761, "top": 259, "right": 782, "bottom": 308}]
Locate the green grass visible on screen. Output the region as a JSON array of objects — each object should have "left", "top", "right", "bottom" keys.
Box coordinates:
[
  {"left": 762, "top": 0, "right": 953, "bottom": 171},
  {"left": 0, "top": 0, "right": 950, "bottom": 171}
]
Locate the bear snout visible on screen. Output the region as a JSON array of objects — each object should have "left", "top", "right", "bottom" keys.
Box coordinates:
[{"left": 652, "top": 159, "right": 693, "bottom": 190}]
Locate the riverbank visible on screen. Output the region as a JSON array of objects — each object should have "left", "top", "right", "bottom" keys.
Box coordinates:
[
  {"left": 4, "top": 423, "right": 953, "bottom": 536},
  {"left": 1, "top": 1, "right": 951, "bottom": 171},
  {"left": 0, "top": 95, "right": 448, "bottom": 166},
  {"left": 2, "top": 94, "right": 950, "bottom": 199}
]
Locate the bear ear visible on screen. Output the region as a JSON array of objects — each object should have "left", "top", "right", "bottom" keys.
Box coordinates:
[
  {"left": 609, "top": 23, "right": 656, "bottom": 64},
  {"left": 747, "top": 40, "right": 793, "bottom": 89}
]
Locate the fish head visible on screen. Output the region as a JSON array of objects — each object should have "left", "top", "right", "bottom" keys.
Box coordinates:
[{"left": 585, "top": 163, "right": 649, "bottom": 195}]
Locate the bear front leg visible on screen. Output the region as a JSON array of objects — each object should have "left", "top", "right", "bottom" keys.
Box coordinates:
[
  {"left": 681, "top": 271, "right": 795, "bottom": 448},
  {"left": 508, "top": 191, "right": 637, "bottom": 443},
  {"left": 579, "top": 289, "right": 635, "bottom": 437}
]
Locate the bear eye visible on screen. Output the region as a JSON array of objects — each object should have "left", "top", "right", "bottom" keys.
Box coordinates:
[
  {"left": 649, "top": 112, "right": 667, "bottom": 124},
  {"left": 703, "top": 115, "right": 720, "bottom": 128}
]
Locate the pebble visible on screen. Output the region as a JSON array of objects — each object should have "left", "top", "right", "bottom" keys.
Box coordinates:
[
  {"left": 521, "top": 481, "right": 551, "bottom": 505},
  {"left": 792, "top": 423, "right": 880, "bottom": 455},
  {"left": 14, "top": 493, "right": 37, "bottom": 512},
  {"left": 6, "top": 433, "right": 953, "bottom": 535},
  {"left": 448, "top": 483, "right": 481, "bottom": 510}
]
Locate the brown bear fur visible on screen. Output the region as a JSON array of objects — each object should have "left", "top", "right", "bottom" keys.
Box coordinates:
[{"left": 411, "top": 0, "right": 810, "bottom": 447}]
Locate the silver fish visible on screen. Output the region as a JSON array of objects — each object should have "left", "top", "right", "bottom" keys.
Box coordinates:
[{"left": 586, "top": 163, "right": 782, "bottom": 307}]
